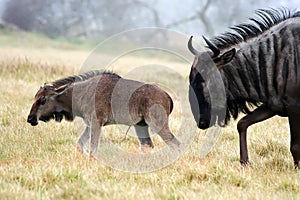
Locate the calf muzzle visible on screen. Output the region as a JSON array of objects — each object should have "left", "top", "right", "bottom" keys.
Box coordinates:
[{"left": 27, "top": 115, "right": 38, "bottom": 126}]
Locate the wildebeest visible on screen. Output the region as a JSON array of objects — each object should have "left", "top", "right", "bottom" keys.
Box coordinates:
[
  {"left": 188, "top": 8, "right": 300, "bottom": 167},
  {"left": 27, "top": 71, "right": 180, "bottom": 157}
]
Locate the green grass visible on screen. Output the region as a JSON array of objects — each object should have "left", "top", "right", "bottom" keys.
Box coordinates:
[
  {"left": 0, "top": 29, "right": 186, "bottom": 62},
  {"left": 0, "top": 36, "right": 299, "bottom": 199},
  {"left": 0, "top": 29, "right": 98, "bottom": 50}
]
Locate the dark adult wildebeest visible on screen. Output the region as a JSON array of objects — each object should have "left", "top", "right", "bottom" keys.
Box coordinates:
[
  {"left": 27, "top": 71, "right": 180, "bottom": 157},
  {"left": 188, "top": 8, "right": 300, "bottom": 167}
]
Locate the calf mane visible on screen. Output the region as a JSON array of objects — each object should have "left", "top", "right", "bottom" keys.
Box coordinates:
[{"left": 51, "top": 70, "right": 120, "bottom": 89}]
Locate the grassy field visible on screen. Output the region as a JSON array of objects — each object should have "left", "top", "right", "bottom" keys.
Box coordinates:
[{"left": 0, "top": 32, "right": 299, "bottom": 200}]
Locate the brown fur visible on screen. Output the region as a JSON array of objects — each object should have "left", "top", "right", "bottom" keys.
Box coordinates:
[{"left": 27, "top": 71, "right": 180, "bottom": 157}]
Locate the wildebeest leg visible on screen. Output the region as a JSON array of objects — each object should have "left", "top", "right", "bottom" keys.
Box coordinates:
[
  {"left": 237, "top": 104, "right": 276, "bottom": 165},
  {"left": 76, "top": 126, "right": 90, "bottom": 155},
  {"left": 157, "top": 123, "right": 180, "bottom": 150},
  {"left": 89, "top": 121, "right": 102, "bottom": 159},
  {"left": 134, "top": 125, "right": 154, "bottom": 151},
  {"left": 148, "top": 119, "right": 180, "bottom": 150},
  {"left": 287, "top": 114, "right": 300, "bottom": 168},
  {"left": 145, "top": 105, "right": 180, "bottom": 150}
]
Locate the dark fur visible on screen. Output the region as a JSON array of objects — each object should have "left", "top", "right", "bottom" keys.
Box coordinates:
[
  {"left": 51, "top": 70, "right": 120, "bottom": 88},
  {"left": 213, "top": 8, "right": 300, "bottom": 124},
  {"left": 188, "top": 8, "right": 300, "bottom": 166},
  {"left": 28, "top": 70, "right": 180, "bottom": 157}
]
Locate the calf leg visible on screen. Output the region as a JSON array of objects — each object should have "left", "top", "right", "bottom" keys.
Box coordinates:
[
  {"left": 76, "top": 126, "right": 90, "bottom": 154},
  {"left": 89, "top": 121, "right": 102, "bottom": 159},
  {"left": 133, "top": 125, "right": 154, "bottom": 151},
  {"left": 156, "top": 123, "right": 180, "bottom": 150},
  {"left": 287, "top": 114, "right": 300, "bottom": 168},
  {"left": 147, "top": 117, "right": 180, "bottom": 150},
  {"left": 142, "top": 104, "right": 180, "bottom": 152},
  {"left": 145, "top": 104, "right": 180, "bottom": 150},
  {"left": 237, "top": 104, "right": 276, "bottom": 165}
]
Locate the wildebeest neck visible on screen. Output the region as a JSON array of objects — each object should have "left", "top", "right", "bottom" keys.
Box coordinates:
[{"left": 55, "top": 86, "right": 75, "bottom": 121}]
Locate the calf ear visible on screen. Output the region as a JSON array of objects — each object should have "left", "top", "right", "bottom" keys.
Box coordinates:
[
  {"left": 55, "top": 85, "right": 68, "bottom": 94},
  {"left": 218, "top": 48, "right": 236, "bottom": 66}
]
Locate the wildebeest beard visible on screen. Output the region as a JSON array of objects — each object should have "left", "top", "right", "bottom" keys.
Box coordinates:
[
  {"left": 40, "top": 111, "right": 73, "bottom": 123},
  {"left": 189, "top": 84, "right": 227, "bottom": 129}
]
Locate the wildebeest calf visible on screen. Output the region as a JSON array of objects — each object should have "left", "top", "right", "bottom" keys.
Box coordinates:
[{"left": 27, "top": 71, "right": 180, "bottom": 157}]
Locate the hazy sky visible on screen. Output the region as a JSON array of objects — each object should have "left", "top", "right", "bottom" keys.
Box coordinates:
[
  {"left": 0, "top": 0, "right": 298, "bottom": 36},
  {"left": 154, "top": 0, "right": 299, "bottom": 34}
]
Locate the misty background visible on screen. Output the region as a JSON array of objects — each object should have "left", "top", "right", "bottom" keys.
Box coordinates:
[{"left": 0, "top": 0, "right": 298, "bottom": 42}]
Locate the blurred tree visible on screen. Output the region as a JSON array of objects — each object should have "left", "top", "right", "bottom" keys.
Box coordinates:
[
  {"left": 2, "top": 0, "right": 44, "bottom": 31},
  {"left": 1, "top": 0, "right": 161, "bottom": 38},
  {"left": 166, "top": 0, "right": 214, "bottom": 35},
  {"left": 164, "top": 0, "right": 274, "bottom": 36},
  {"left": 1, "top": 0, "right": 282, "bottom": 38}
]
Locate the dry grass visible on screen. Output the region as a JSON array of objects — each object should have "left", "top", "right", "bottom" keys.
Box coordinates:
[{"left": 0, "top": 46, "right": 299, "bottom": 200}]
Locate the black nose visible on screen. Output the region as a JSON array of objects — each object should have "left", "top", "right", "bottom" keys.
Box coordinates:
[
  {"left": 27, "top": 115, "right": 38, "bottom": 126},
  {"left": 198, "top": 118, "right": 209, "bottom": 129}
]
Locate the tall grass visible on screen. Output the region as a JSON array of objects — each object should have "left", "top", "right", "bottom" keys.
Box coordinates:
[{"left": 0, "top": 45, "right": 299, "bottom": 200}]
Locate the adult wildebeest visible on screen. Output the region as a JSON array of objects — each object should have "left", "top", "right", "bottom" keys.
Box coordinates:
[
  {"left": 27, "top": 71, "right": 180, "bottom": 157},
  {"left": 188, "top": 8, "right": 300, "bottom": 167}
]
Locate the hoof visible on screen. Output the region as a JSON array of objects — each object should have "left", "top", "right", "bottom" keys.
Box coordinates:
[
  {"left": 294, "top": 161, "right": 300, "bottom": 169},
  {"left": 168, "top": 141, "right": 182, "bottom": 156},
  {"left": 167, "top": 138, "right": 181, "bottom": 149},
  {"left": 76, "top": 145, "right": 83, "bottom": 154},
  {"left": 76, "top": 145, "right": 89, "bottom": 157},
  {"left": 89, "top": 152, "right": 98, "bottom": 161},
  {"left": 240, "top": 160, "right": 251, "bottom": 166},
  {"left": 140, "top": 144, "right": 154, "bottom": 153}
]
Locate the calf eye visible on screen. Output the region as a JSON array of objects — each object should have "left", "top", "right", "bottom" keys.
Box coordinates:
[{"left": 38, "top": 96, "right": 46, "bottom": 105}]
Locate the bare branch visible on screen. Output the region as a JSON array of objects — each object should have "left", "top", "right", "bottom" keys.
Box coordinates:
[
  {"left": 166, "top": 15, "right": 199, "bottom": 28},
  {"left": 165, "top": 0, "right": 214, "bottom": 35}
]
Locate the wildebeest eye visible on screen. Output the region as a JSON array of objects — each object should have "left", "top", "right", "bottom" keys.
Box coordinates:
[{"left": 38, "top": 96, "right": 46, "bottom": 105}]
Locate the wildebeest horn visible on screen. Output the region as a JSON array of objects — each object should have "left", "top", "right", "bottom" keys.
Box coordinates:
[
  {"left": 202, "top": 35, "right": 220, "bottom": 58},
  {"left": 188, "top": 36, "right": 199, "bottom": 55}
]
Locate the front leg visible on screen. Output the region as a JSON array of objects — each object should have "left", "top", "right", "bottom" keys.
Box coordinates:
[
  {"left": 237, "top": 104, "right": 276, "bottom": 165},
  {"left": 134, "top": 125, "right": 154, "bottom": 152},
  {"left": 89, "top": 122, "right": 102, "bottom": 159},
  {"left": 76, "top": 126, "right": 90, "bottom": 154}
]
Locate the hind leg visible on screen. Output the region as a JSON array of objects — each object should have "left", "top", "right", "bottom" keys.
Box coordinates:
[
  {"left": 134, "top": 124, "right": 154, "bottom": 151},
  {"left": 146, "top": 115, "right": 180, "bottom": 149},
  {"left": 288, "top": 114, "right": 300, "bottom": 168},
  {"left": 156, "top": 123, "right": 180, "bottom": 150},
  {"left": 145, "top": 104, "right": 180, "bottom": 149}
]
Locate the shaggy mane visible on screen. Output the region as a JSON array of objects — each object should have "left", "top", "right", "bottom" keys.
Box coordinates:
[
  {"left": 212, "top": 8, "right": 300, "bottom": 50},
  {"left": 212, "top": 8, "right": 300, "bottom": 124},
  {"left": 51, "top": 70, "right": 120, "bottom": 88}
]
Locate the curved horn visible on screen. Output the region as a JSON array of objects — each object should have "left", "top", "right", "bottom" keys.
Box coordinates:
[
  {"left": 202, "top": 35, "right": 220, "bottom": 57},
  {"left": 188, "top": 36, "right": 199, "bottom": 55}
]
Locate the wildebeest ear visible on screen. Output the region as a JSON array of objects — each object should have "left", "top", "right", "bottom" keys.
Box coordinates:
[{"left": 218, "top": 48, "right": 236, "bottom": 65}]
